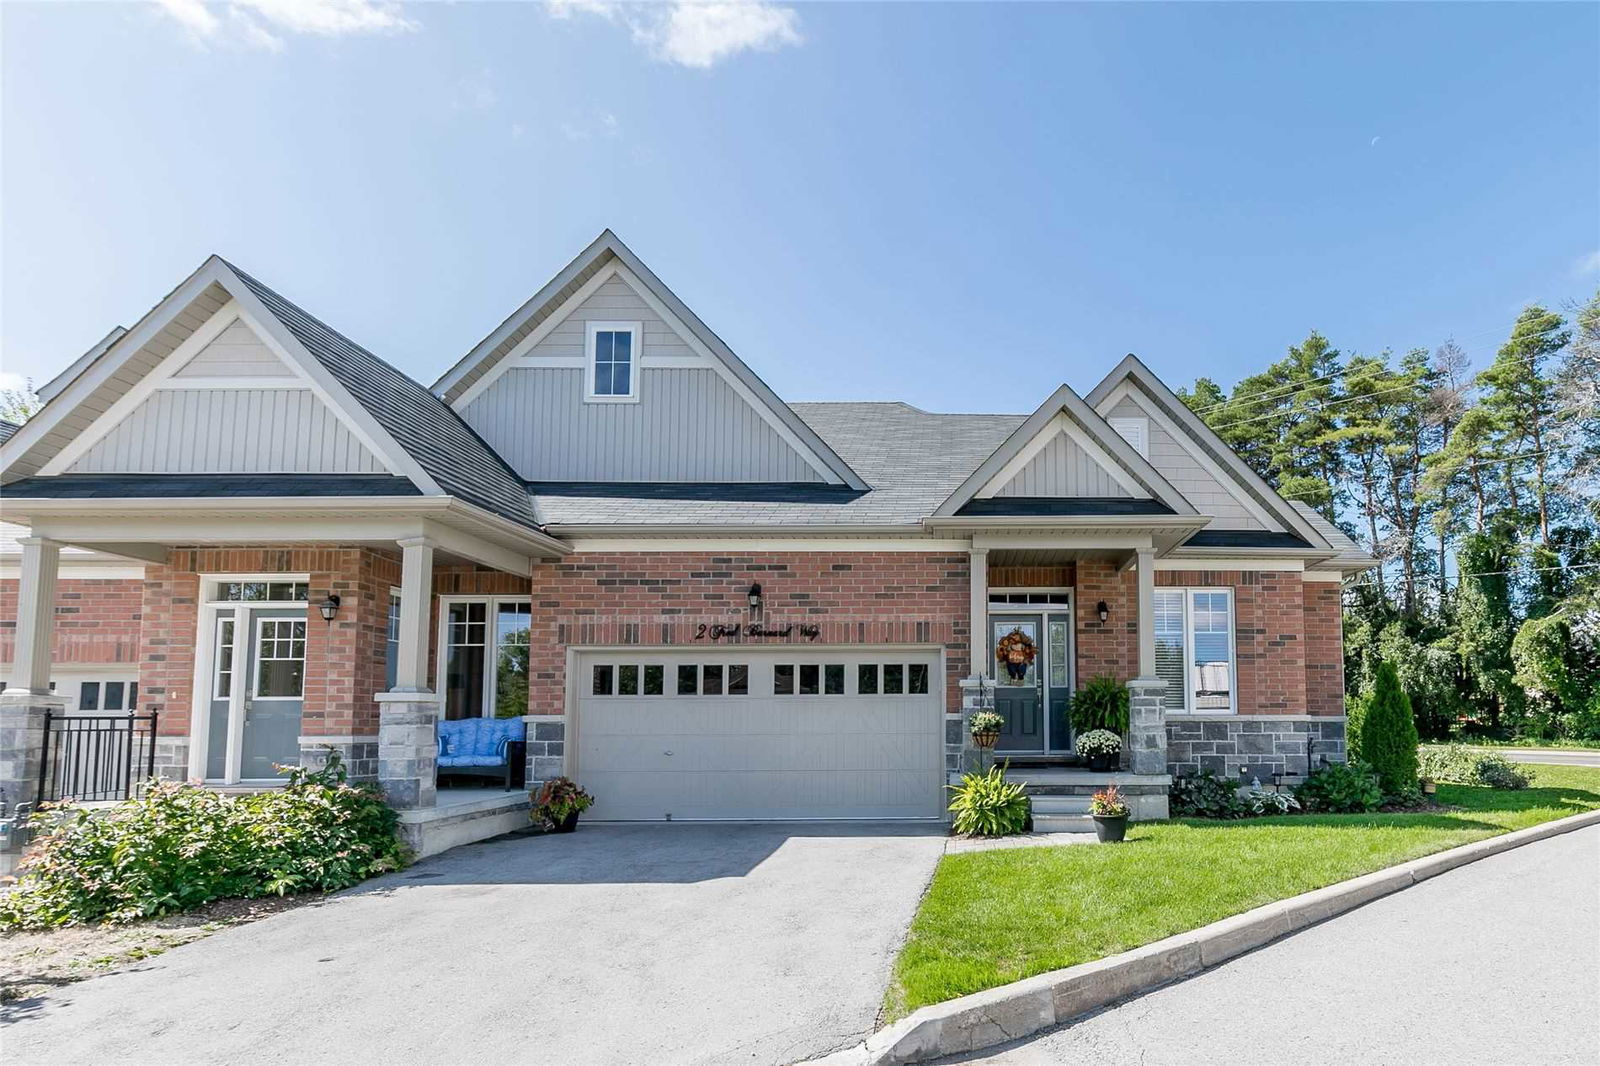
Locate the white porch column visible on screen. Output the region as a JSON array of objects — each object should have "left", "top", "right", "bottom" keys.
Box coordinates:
[
  {"left": 1, "top": 536, "right": 65, "bottom": 812},
  {"left": 1135, "top": 546, "right": 1156, "bottom": 679},
  {"left": 10, "top": 537, "right": 61, "bottom": 697},
  {"left": 377, "top": 536, "right": 439, "bottom": 810},
  {"left": 391, "top": 537, "right": 435, "bottom": 693},
  {"left": 968, "top": 546, "right": 989, "bottom": 680}
]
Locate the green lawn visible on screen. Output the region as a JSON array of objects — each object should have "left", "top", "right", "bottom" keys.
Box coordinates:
[
  {"left": 886, "top": 763, "right": 1600, "bottom": 1020},
  {"left": 1431, "top": 737, "right": 1600, "bottom": 750}
]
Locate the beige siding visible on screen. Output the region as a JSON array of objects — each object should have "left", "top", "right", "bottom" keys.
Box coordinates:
[
  {"left": 172, "top": 319, "right": 294, "bottom": 378},
  {"left": 993, "top": 431, "right": 1135, "bottom": 498},
  {"left": 523, "top": 275, "right": 695, "bottom": 364},
  {"left": 4, "top": 284, "right": 233, "bottom": 481},
  {"left": 1108, "top": 395, "right": 1275, "bottom": 530},
  {"left": 466, "top": 367, "right": 823, "bottom": 482},
  {"left": 67, "top": 389, "right": 386, "bottom": 474}
]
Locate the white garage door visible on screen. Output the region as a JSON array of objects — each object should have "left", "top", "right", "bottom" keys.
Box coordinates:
[{"left": 575, "top": 648, "right": 944, "bottom": 821}]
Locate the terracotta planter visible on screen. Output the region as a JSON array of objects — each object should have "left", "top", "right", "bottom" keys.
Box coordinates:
[
  {"left": 1092, "top": 814, "right": 1128, "bottom": 843},
  {"left": 972, "top": 731, "right": 999, "bottom": 749}
]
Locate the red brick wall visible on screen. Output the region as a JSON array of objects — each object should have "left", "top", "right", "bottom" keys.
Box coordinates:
[
  {"left": 1076, "top": 560, "right": 1137, "bottom": 683},
  {"left": 526, "top": 552, "right": 972, "bottom": 714},
  {"left": 1156, "top": 569, "right": 1309, "bottom": 716},
  {"left": 0, "top": 578, "right": 143, "bottom": 666},
  {"left": 1303, "top": 581, "right": 1345, "bottom": 716},
  {"left": 139, "top": 546, "right": 400, "bottom": 740}
]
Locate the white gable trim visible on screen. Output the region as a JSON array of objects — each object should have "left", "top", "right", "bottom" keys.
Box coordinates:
[
  {"left": 935, "top": 383, "right": 1198, "bottom": 519},
  {"left": 1086, "top": 355, "right": 1328, "bottom": 549},
  {"left": 1098, "top": 380, "right": 1282, "bottom": 531},
  {"left": 451, "top": 259, "right": 847, "bottom": 486},
  {"left": 39, "top": 301, "right": 398, "bottom": 479},
  {"left": 976, "top": 412, "right": 1148, "bottom": 499}
]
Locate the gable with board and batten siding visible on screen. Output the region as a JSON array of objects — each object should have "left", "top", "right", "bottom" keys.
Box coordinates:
[{"left": 42, "top": 307, "right": 392, "bottom": 477}]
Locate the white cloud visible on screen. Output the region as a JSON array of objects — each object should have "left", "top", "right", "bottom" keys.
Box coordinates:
[
  {"left": 1576, "top": 249, "right": 1600, "bottom": 276},
  {"left": 154, "top": 0, "right": 417, "bottom": 50},
  {"left": 551, "top": 0, "right": 802, "bottom": 69},
  {"left": 0, "top": 371, "right": 30, "bottom": 393}
]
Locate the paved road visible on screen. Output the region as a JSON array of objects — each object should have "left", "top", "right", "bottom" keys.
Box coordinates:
[
  {"left": 954, "top": 824, "right": 1600, "bottom": 1065},
  {"left": 4, "top": 823, "right": 947, "bottom": 1066},
  {"left": 1480, "top": 747, "right": 1600, "bottom": 767}
]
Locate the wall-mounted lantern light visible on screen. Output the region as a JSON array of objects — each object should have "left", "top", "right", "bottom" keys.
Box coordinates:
[
  {"left": 747, "top": 583, "right": 763, "bottom": 613},
  {"left": 318, "top": 594, "right": 342, "bottom": 622},
  {"left": 1097, "top": 600, "right": 1110, "bottom": 623}
]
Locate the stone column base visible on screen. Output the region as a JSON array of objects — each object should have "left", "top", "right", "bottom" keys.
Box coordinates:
[
  {"left": 1127, "top": 677, "right": 1168, "bottom": 776},
  {"left": 955, "top": 677, "right": 996, "bottom": 778},
  {"left": 299, "top": 736, "right": 380, "bottom": 782},
  {"left": 521, "top": 715, "right": 566, "bottom": 789},
  {"left": 151, "top": 737, "right": 190, "bottom": 784},
  {"left": 377, "top": 691, "right": 440, "bottom": 810},
  {"left": 0, "top": 693, "right": 65, "bottom": 811}
]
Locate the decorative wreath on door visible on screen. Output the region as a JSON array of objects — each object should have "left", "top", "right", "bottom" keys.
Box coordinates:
[{"left": 995, "top": 628, "right": 1038, "bottom": 683}]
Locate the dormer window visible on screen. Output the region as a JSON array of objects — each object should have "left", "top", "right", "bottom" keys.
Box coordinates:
[{"left": 586, "top": 321, "right": 641, "bottom": 402}]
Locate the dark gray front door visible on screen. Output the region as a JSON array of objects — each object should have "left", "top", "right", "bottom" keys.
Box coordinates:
[
  {"left": 242, "top": 610, "right": 306, "bottom": 779},
  {"left": 206, "top": 615, "right": 237, "bottom": 779},
  {"left": 992, "top": 616, "right": 1044, "bottom": 752}
]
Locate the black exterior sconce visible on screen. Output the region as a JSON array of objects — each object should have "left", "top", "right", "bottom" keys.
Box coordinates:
[
  {"left": 1097, "top": 600, "right": 1110, "bottom": 623},
  {"left": 318, "top": 594, "right": 342, "bottom": 622},
  {"left": 747, "top": 583, "right": 763, "bottom": 614}
]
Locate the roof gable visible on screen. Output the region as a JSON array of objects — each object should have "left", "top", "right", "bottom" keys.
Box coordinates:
[
  {"left": 434, "top": 230, "right": 866, "bottom": 490},
  {"left": 1085, "top": 355, "right": 1329, "bottom": 549},
  {"left": 1, "top": 258, "right": 540, "bottom": 531},
  {"left": 934, "top": 384, "right": 1198, "bottom": 518}
]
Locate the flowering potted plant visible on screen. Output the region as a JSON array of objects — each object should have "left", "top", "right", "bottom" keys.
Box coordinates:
[
  {"left": 1089, "top": 784, "right": 1130, "bottom": 843},
  {"left": 969, "top": 710, "right": 1004, "bottom": 749},
  {"left": 994, "top": 628, "right": 1037, "bottom": 684},
  {"left": 1075, "top": 728, "right": 1122, "bottom": 772},
  {"left": 531, "top": 777, "right": 595, "bottom": 833}
]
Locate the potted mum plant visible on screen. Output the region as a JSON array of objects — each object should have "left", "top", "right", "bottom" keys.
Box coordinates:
[
  {"left": 969, "top": 710, "right": 1004, "bottom": 749},
  {"left": 1089, "top": 784, "right": 1131, "bottom": 843},
  {"left": 1075, "top": 728, "right": 1122, "bottom": 772},
  {"left": 531, "top": 776, "right": 595, "bottom": 833}
]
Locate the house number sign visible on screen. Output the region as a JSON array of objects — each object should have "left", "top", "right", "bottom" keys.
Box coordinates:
[{"left": 695, "top": 622, "right": 821, "bottom": 641}]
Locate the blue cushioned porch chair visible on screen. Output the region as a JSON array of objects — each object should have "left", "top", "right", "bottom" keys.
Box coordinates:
[{"left": 436, "top": 717, "right": 527, "bottom": 791}]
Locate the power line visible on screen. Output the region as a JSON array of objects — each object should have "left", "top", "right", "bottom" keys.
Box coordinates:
[{"left": 1343, "top": 560, "right": 1600, "bottom": 590}]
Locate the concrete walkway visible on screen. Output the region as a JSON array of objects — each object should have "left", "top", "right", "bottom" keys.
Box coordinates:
[
  {"left": 3, "top": 822, "right": 948, "bottom": 1066},
  {"left": 953, "top": 824, "right": 1600, "bottom": 1065}
]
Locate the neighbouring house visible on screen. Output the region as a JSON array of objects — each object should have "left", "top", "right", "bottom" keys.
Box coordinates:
[{"left": 0, "top": 231, "right": 1371, "bottom": 853}]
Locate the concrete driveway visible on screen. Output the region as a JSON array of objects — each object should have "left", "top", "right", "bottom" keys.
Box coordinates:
[{"left": 4, "top": 822, "right": 947, "bottom": 1066}]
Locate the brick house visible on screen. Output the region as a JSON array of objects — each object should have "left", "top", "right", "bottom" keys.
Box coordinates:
[{"left": 0, "top": 231, "right": 1371, "bottom": 852}]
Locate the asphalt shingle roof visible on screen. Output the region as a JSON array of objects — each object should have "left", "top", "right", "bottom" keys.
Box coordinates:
[
  {"left": 228, "top": 264, "right": 540, "bottom": 531},
  {"left": 530, "top": 402, "right": 1022, "bottom": 527}
]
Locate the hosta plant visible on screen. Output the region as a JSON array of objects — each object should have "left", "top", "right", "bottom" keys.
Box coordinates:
[
  {"left": 1244, "top": 782, "right": 1301, "bottom": 815},
  {"left": 1074, "top": 729, "right": 1122, "bottom": 759},
  {"left": 946, "top": 763, "right": 1030, "bottom": 837}
]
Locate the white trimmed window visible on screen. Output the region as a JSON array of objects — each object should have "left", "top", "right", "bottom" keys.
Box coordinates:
[
  {"left": 1153, "top": 588, "right": 1235, "bottom": 714},
  {"left": 585, "top": 321, "right": 641, "bottom": 402},
  {"left": 1109, "top": 416, "right": 1149, "bottom": 458}
]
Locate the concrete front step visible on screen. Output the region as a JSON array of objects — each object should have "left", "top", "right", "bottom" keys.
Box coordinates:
[
  {"left": 1030, "top": 794, "right": 1094, "bottom": 816},
  {"left": 1032, "top": 813, "right": 1097, "bottom": 833}
]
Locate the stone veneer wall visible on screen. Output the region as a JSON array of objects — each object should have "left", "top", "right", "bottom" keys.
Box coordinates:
[{"left": 1166, "top": 715, "right": 1347, "bottom": 780}]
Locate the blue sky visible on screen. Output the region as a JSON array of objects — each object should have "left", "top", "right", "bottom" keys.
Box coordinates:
[{"left": 3, "top": 1, "right": 1596, "bottom": 414}]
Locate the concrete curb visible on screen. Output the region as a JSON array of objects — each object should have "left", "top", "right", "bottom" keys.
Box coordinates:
[{"left": 808, "top": 806, "right": 1600, "bottom": 1066}]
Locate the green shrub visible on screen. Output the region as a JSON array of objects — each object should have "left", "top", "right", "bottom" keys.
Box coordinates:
[
  {"left": 1419, "top": 745, "right": 1531, "bottom": 790},
  {"left": 1295, "top": 760, "right": 1384, "bottom": 813},
  {"left": 946, "top": 763, "right": 1031, "bottom": 837},
  {"left": 1170, "top": 770, "right": 1247, "bottom": 819},
  {"left": 1359, "top": 662, "right": 1420, "bottom": 793},
  {"left": 0, "top": 753, "right": 408, "bottom": 929},
  {"left": 1069, "top": 676, "right": 1129, "bottom": 735}
]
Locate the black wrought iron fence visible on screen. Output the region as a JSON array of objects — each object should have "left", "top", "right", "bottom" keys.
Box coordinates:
[{"left": 38, "top": 711, "right": 160, "bottom": 804}]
